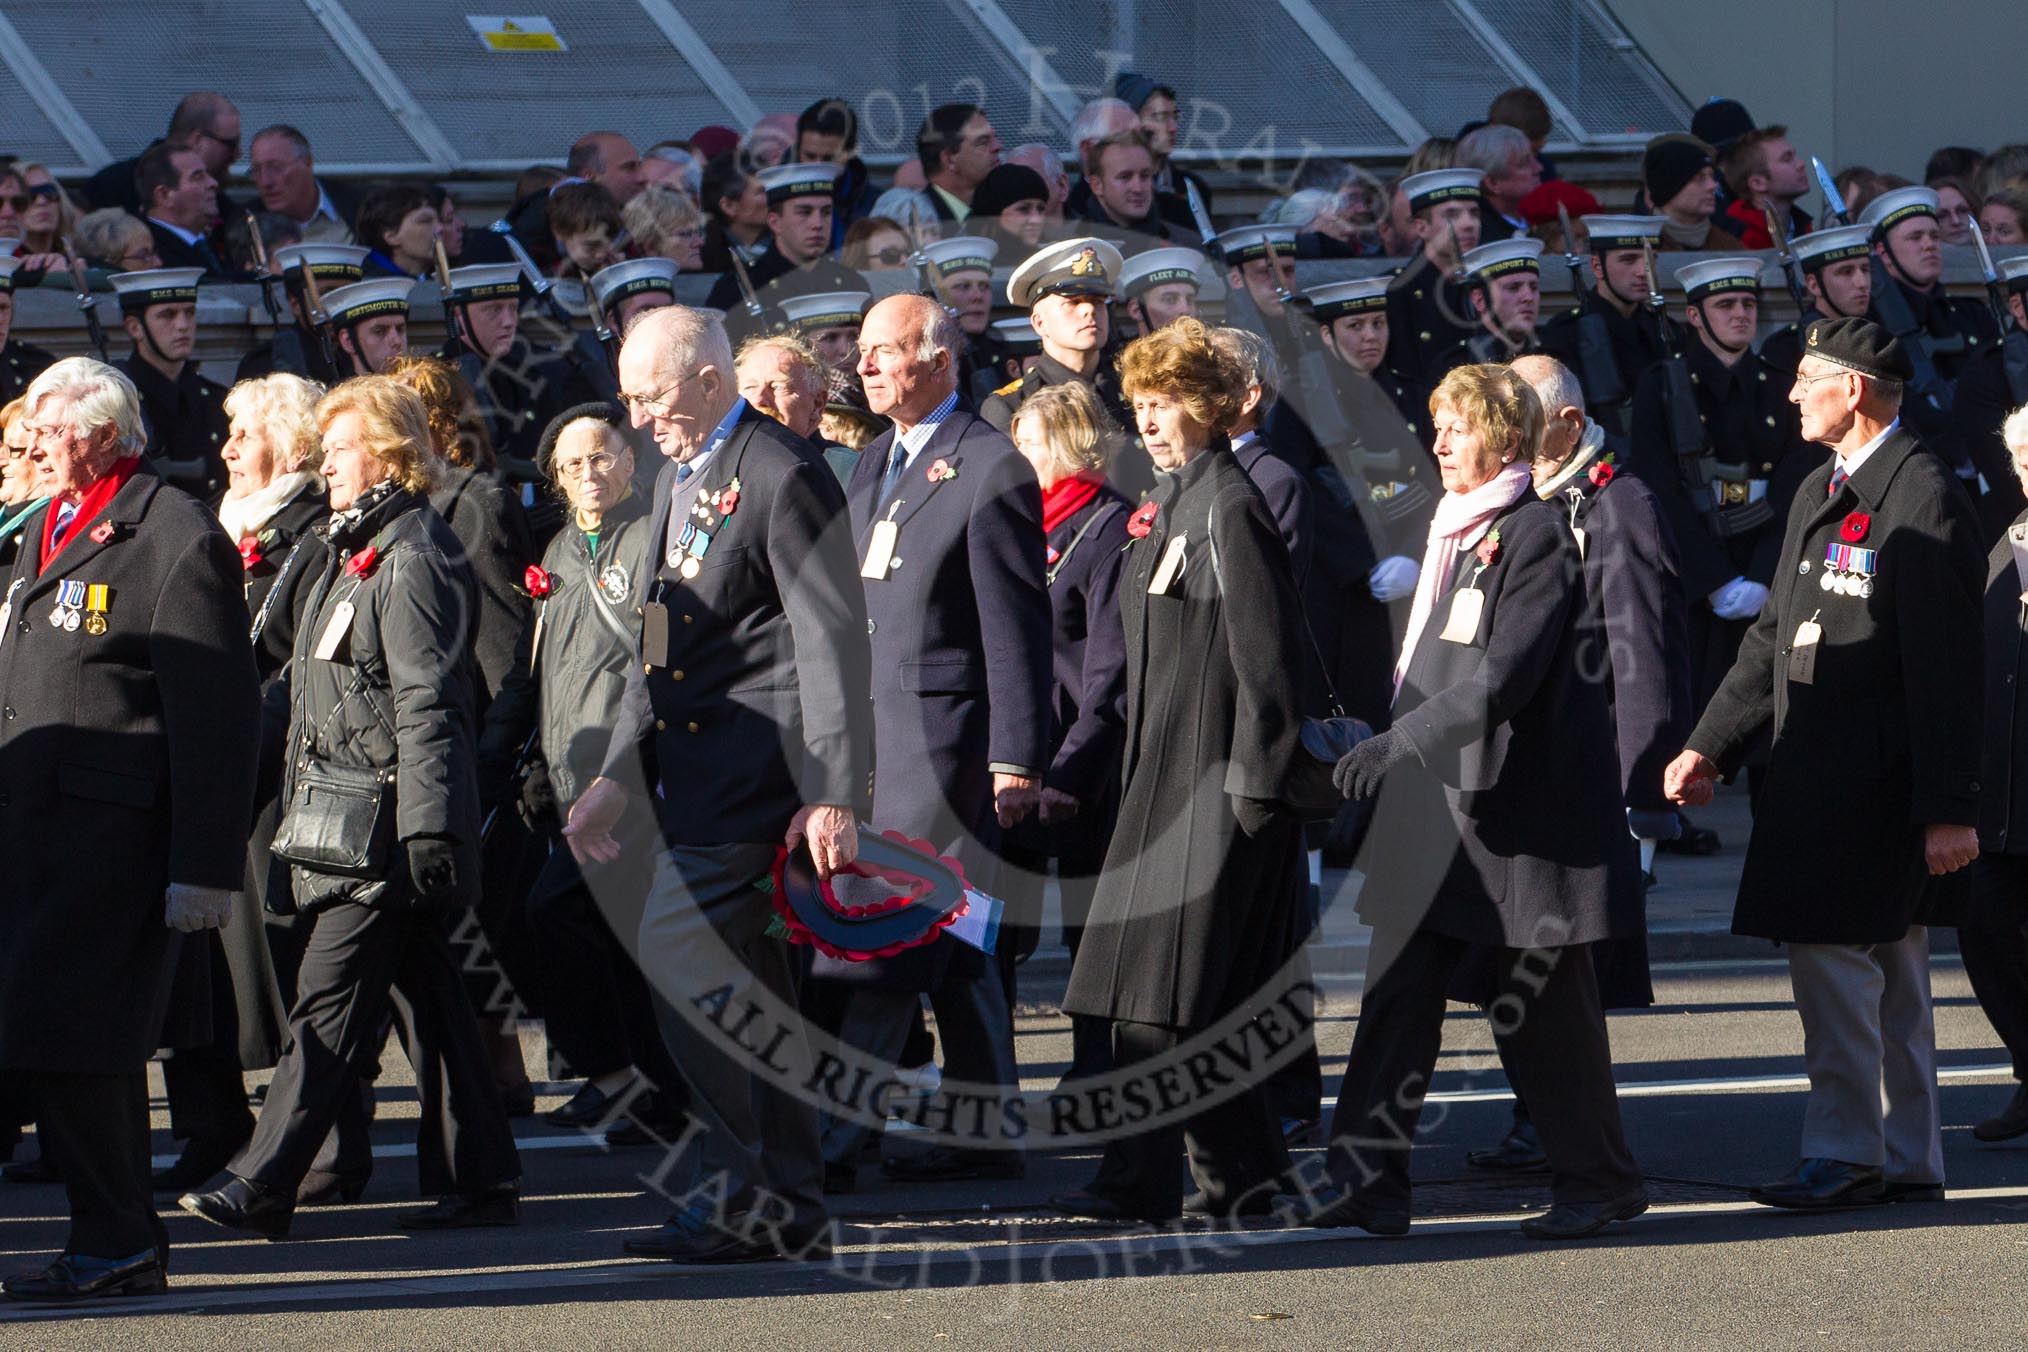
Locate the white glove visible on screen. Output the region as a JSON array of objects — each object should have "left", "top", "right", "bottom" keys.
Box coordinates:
[
  {"left": 1368, "top": 555, "right": 1420, "bottom": 603},
  {"left": 165, "top": 884, "right": 235, "bottom": 933},
  {"left": 1730, "top": 580, "right": 1769, "bottom": 619}
]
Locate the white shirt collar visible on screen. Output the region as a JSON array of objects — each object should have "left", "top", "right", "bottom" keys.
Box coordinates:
[
  {"left": 894, "top": 389, "right": 961, "bottom": 465},
  {"left": 675, "top": 398, "right": 748, "bottom": 485},
  {"left": 306, "top": 182, "right": 342, "bottom": 227},
  {"left": 1835, "top": 417, "right": 1900, "bottom": 479},
  {"left": 148, "top": 215, "right": 204, "bottom": 246}
]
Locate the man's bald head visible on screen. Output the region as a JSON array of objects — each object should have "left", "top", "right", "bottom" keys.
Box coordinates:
[
  {"left": 1510, "top": 354, "right": 1587, "bottom": 466},
  {"left": 856, "top": 294, "right": 961, "bottom": 424}
]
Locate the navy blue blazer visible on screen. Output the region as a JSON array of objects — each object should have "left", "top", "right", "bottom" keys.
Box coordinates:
[{"left": 845, "top": 402, "right": 1053, "bottom": 874}]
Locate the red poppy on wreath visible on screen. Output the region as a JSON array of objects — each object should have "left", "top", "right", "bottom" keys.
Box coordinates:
[
  {"left": 239, "top": 536, "right": 263, "bottom": 570},
  {"left": 90, "top": 520, "right": 116, "bottom": 544},
  {"left": 1127, "top": 500, "right": 1159, "bottom": 539},
  {"left": 1840, "top": 511, "right": 1870, "bottom": 543},
  {"left": 345, "top": 545, "right": 379, "bottom": 579},
  {"left": 1588, "top": 458, "right": 1616, "bottom": 487},
  {"left": 1475, "top": 527, "right": 1502, "bottom": 567},
  {"left": 524, "top": 564, "right": 554, "bottom": 598}
]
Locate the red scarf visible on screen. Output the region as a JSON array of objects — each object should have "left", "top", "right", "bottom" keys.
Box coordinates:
[
  {"left": 41, "top": 457, "right": 141, "bottom": 571},
  {"left": 1040, "top": 472, "right": 1103, "bottom": 535}
]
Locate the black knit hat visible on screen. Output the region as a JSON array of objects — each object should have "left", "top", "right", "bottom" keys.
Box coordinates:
[
  {"left": 537, "top": 401, "right": 628, "bottom": 473},
  {"left": 1643, "top": 135, "right": 1715, "bottom": 210},
  {"left": 1690, "top": 98, "right": 1755, "bottom": 151},
  {"left": 1805, "top": 316, "right": 1915, "bottom": 383},
  {"left": 970, "top": 163, "right": 1050, "bottom": 220}
]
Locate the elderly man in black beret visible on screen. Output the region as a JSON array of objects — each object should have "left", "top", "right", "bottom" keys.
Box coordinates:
[{"left": 1667, "top": 317, "right": 1984, "bottom": 1209}]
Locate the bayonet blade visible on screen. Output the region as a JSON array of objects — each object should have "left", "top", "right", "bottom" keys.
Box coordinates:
[{"left": 1811, "top": 157, "right": 1850, "bottom": 226}]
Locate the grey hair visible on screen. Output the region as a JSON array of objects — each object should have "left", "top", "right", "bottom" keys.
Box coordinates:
[
  {"left": 1456, "top": 123, "right": 1533, "bottom": 176},
  {"left": 1272, "top": 188, "right": 1337, "bottom": 228},
  {"left": 75, "top": 207, "right": 150, "bottom": 266},
  {"left": 915, "top": 301, "right": 963, "bottom": 366},
  {"left": 224, "top": 372, "right": 326, "bottom": 472},
  {"left": 1210, "top": 327, "right": 1280, "bottom": 409},
  {"left": 869, "top": 188, "right": 938, "bottom": 241},
  {"left": 1071, "top": 98, "right": 1138, "bottom": 151},
  {"left": 26, "top": 357, "right": 145, "bottom": 455},
  {"left": 1510, "top": 354, "right": 1585, "bottom": 421},
  {"left": 2005, "top": 402, "right": 2028, "bottom": 455},
  {"left": 627, "top": 305, "right": 734, "bottom": 387},
  {"left": 645, "top": 144, "right": 703, "bottom": 200}
]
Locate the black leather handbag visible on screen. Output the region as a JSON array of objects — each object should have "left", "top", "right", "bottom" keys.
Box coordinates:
[{"left": 270, "top": 760, "right": 399, "bottom": 879}]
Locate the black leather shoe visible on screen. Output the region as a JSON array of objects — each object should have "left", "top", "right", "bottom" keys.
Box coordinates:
[
  {"left": 1466, "top": 1121, "right": 1549, "bottom": 1172},
  {"left": 3, "top": 1250, "right": 165, "bottom": 1303},
  {"left": 1049, "top": 1189, "right": 1168, "bottom": 1224},
  {"left": 1973, "top": 1083, "right": 2028, "bottom": 1142},
  {"left": 151, "top": 1131, "right": 251, "bottom": 1193},
  {"left": 623, "top": 1207, "right": 775, "bottom": 1264},
  {"left": 1519, "top": 1191, "right": 1649, "bottom": 1239},
  {"left": 545, "top": 1079, "right": 638, "bottom": 1129},
  {"left": 880, "top": 1146, "right": 1023, "bottom": 1183},
  {"left": 395, "top": 1186, "right": 520, "bottom": 1229},
  {"left": 296, "top": 1168, "right": 369, "bottom": 1206},
  {"left": 1749, "top": 1158, "right": 1885, "bottom": 1210},
  {"left": 179, "top": 1174, "right": 295, "bottom": 1239},
  {"left": 1295, "top": 1185, "right": 1411, "bottom": 1236},
  {"left": 1878, "top": 1180, "right": 1946, "bottom": 1204},
  {"left": 1, "top": 1155, "right": 60, "bottom": 1184}
]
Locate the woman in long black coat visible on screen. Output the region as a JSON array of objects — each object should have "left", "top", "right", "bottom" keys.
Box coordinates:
[
  {"left": 1006, "top": 381, "right": 1131, "bottom": 1081},
  {"left": 1055, "top": 318, "right": 1309, "bottom": 1224},
  {"left": 180, "top": 375, "right": 520, "bottom": 1239},
  {"left": 1311, "top": 363, "right": 1645, "bottom": 1242}
]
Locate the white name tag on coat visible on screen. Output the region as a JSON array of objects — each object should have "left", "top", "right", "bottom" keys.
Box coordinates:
[
  {"left": 1147, "top": 533, "right": 1187, "bottom": 594},
  {"left": 1788, "top": 619, "right": 1822, "bottom": 685},
  {"left": 860, "top": 521, "right": 899, "bottom": 579},
  {"left": 311, "top": 601, "right": 355, "bottom": 661},
  {"left": 1438, "top": 587, "right": 1485, "bottom": 643},
  {"left": 2010, "top": 523, "right": 2028, "bottom": 593},
  {"left": 641, "top": 602, "right": 670, "bottom": 668},
  {"left": 1571, "top": 525, "right": 1588, "bottom": 561}
]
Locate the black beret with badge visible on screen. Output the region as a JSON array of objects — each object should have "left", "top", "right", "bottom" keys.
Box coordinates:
[{"left": 1805, "top": 315, "right": 1915, "bottom": 383}]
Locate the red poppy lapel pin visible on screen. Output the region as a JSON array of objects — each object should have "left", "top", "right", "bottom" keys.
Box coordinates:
[
  {"left": 1840, "top": 511, "right": 1870, "bottom": 544},
  {"left": 1127, "top": 500, "right": 1159, "bottom": 539},
  {"left": 523, "top": 564, "right": 554, "bottom": 598},
  {"left": 345, "top": 545, "right": 379, "bottom": 579},
  {"left": 89, "top": 520, "right": 116, "bottom": 544},
  {"left": 1475, "top": 527, "right": 1502, "bottom": 567},
  {"left": 927, "top": 457, "right": 958, "bottom": 484},
  {"left": 1588, "top": 457, "right": 1615, "bottom": 487},
  {"left": 239, "top": 536, "right": 263, "bottom": 570}
]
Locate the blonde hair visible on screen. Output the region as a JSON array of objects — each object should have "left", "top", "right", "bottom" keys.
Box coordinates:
[
  {"left": 383, "top": 352, "right": 495, "bottom": 470},
  {"left": 622, "top": 183, "right": 704, "bottom": 258},
  {"left": 315, "top": 375, "right": 442, "bottom": 495},
  {"left": 1430, "top": 362, "right": 1544, "bottom": 464},
  {"left": 1116, "top": 315, "right": 1246, "bottom": 436},
  {"left": 1010, "top": 381, "right": 1112, "bottom": 481},
  {"left": 224, "top": 372, "right": 326, "bottom": 473}
]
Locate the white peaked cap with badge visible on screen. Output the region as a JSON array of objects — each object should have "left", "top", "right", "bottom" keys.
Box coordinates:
[{"left": 1006, "top": 237, "right": 1123, "bottom": 308}]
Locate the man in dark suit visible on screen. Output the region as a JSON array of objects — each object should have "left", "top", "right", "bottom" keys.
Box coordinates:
[
  {"left": 564, "top": 304, "right": 871, "bottom": 1264},
  {"left": 1668, "top": 318, "right": 1984, "bottom": 1209},
  {"left": 136, "top": 142, "right": 228, "bottom": 280},
  {"left": 818, "top": 293, "right": 1052, "bottom": 1186},
  {"left": 83, "top": 90, "right": 239, "bottom": 215},
  {"left": 0, "top": 358, "right": 258, "bottom": 1302}
]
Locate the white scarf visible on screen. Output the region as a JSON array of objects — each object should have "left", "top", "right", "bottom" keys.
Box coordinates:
[
  {"left": 1394, "top": 460, "right": 1533, "bottom": 699},
  {"left": 1534, "top": 422, "right": 1608, "bottom": 500},
  {"left": 218, "top": 471, "right": 320, "bottom": 545}
]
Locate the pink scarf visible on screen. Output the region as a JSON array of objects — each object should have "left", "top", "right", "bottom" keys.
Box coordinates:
[{"left": 1393, "top": 460, "right": 1532, "bottom": 699}]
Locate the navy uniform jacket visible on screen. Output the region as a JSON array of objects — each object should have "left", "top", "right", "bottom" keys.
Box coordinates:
[
  {"left": 448, "top": 340, "right": 549, "bottom": 469},
  {"left": 118, "top": 353, "right": 229, "bottom": 498},
  {"left": 1, "top": 338, "right": 55, "bottom": 405},
  {"left": 1689, "top": 426, "right": 1982, "bottom": 943},
  {"left": 1946, "top": 342, "right": 2028, "bottom": 543},
  {"left": 846, "top": 403, "right": 1052, "bottom": 880},
  {"left": 980, "top": 351, "right": 1149, "bottom": 501},
  {"left": 1384, "top": 254, "right": 1476, "bottom": 390},
  {"left": 1231, "top": 429, "right": 1313, "bottom": 589},
  {"left": 1540, "top": 292, "right": 1677, "bottom": 436},
  {"left": 0, "top": 466, "right": 258, "bottom": 1072},
  {"left": 601, "top": 405, "right": 872, "bottom": 846},
  {"left": 1627, "top": 341, "right": 1807, "bottom": 601},
  {"left": 704, "top": 249, "right": 866, "bottom": 345}
]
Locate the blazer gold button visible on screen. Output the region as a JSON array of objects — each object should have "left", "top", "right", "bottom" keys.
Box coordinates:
[
  {"left": 643, "top": 663, "right": 652, "bottom": 674},
  {"left": 682, "top": 614, "right": 693, "bottom": 624},
  {"left": 672, "top": 670, "right": 684, "bottom": 680},
  {"left": 655, "top": 719, "right": 667, "bottom": 731},
  {"left": 686, "top": 721, "right": 699, "bottom": 733}
]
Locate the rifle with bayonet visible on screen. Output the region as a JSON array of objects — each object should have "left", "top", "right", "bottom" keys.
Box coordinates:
[
  {"left": 434, "top": 238, "right": 465, "bottom": 361},
  {"left": 725, "top": 247, "right": 769, "bottom": 326},
  {"left": 242, "top": 211, "right": 315, "bottom": 378},
  {"left": 485, "top": 219, "right": 573, "bottom": 325},
  {"left": 1557, "top": 202, "right": 1629, "bottom": 422},
  {"left": 1184, "top": 180, "right": 1220, "bottom": 259},
  {"left": 294, "top": 250, "right": 341, "bottom": 375},
  {"left": 1813, "top": 155, "right": 1953, "bottom": 415},
  {"left": 1765, "top": 204, "right": 1809, "bottom": 310},
  {"left": 58, "top": 235, "right": 108, "bottom": 360},
  {"left": 1970, "top": 217, "right": 2028, "bottom": 404},
  {"left": 579, "top": 266, "right": 619, "bottom": 375}
]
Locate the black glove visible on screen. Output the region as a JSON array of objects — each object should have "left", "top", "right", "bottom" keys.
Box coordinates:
[
  {"left": 520, "top": 759, "right": 557, "bottom": 824},
  {"left": 406, "top": 836, "right": 461, "bottom": 906},
  {"left": 1332, "top": 728, "right": 1414, "bottom": 801}
]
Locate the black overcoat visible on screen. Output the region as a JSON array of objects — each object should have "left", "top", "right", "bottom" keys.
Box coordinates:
[
  {"left": 1357, "top": 494, "right": 1634, "bottom": 951},
  {"left": 1980, "top": 511, "right": 2028, "bottom": 856},
  {"left": 0, "top": 467, "right": 258, "bottom": 1072},
  {"left": 429, "top": 467, "right": 534, "bottom": 713},
  {"left": 1688, "top": 427, "right": 1984, "bottom": 943},
  {"left": 1062, "top": 445, "right": 1308, "bottom": 1031},
  {"left": 1037, "top": 485, "right": 1130, "bottom": 866}
]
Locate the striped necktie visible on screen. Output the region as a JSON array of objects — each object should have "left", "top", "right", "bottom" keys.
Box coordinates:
[{"left": 1827, "top": 467, "right": 1848, "bottom": 499}]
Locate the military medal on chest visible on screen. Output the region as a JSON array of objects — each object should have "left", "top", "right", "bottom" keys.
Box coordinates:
[
  {"left": 48, "top": 579, "right": 85, "bottom": 632},
  {"left": 1823, "top": 510, "right": 1876, "bottom": 597},
  {"left": 671, "top": 476, "right": 741, "bottom": 580}
]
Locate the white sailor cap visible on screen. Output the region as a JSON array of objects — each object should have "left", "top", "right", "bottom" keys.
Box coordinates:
[
  {"left": 1212, "top": 225, "right": 1297, "bottom": 267},
  {"left": 1859, "top": 185, "right": 1940, "bottom": 239},
  {"left": 1007, "top": 237, "right": 1123, "bottom": 308},
  {"left": 777, "top": 291, "right": 870, "bottom": 331},
  {"left": 1305, "top": 276, "right": 1391, "bottom": 321},
  {"left": 108, "top": 267, "right": 204, "bottom": 313},
  {"left": 1400, "top": 169, "right": 1483, "bottom": 214},
  {"left": 918, "top": 235, "right": 999, "bottom": 277},
  {"left": 2000, "top": 255, "right": 2028, "bottom": 294},
  {"left": 589, "top": 257, "right": 679, "bottom": 309},
  {"left": 1461, "top": 237, "right": 1544, "bottom": 283},
  {"left": 757, "top": 161, "right": 844, "bottom": 205},
  {"left": 442, "top": 263, "right": 526, "bottom": 304},
  {"left": 1579, "top": 215, "right": 1664, "bottom": 251},
  {"left": 1674, "top": 256, "right": 1765, "bottom": 301},
  {"left": 273, "top": 243, "right": 369, "bottom": 285},
  {"left": 321, "top": 276, "right": 418, "bottom": 325},
  {"left": 1792, "top": 224, "right": 1874, "bottom": 271},
  {"left": 1119, "top": 245, "right": 1208, "bottom": 298},
  {"left": 989, "top": 316, "right": 1040, "bottom": 354}
]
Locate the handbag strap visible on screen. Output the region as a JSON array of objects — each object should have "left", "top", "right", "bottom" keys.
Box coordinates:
[
  {"left": 1206, "top": 499, "right": 1345, "bottom": 719},
  {"left": 1045, "top": 503, "right": 1110, "bottom": 586}
]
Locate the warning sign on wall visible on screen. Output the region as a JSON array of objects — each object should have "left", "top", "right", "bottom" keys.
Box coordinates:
[{"left": 466, "top": 15, "right": 567, "bottom": 52}]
